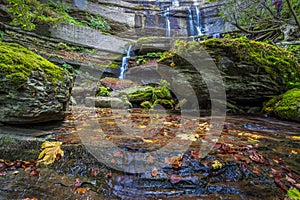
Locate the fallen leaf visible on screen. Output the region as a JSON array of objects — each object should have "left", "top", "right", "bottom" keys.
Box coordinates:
[
  {"left": 141, "top": 138, "right": 154, "bottom": 143},
  {"left": 71, "top": 178, "right": 82, "bottom": 190},
  {"left": 91, "top": 167, "right": 99, "bottom": 176},
  {"left": 177, "top": 134, "right": 197, "bottom": 141},
  {"left": 190, "top": 151, "right": 201, "bottom": 159},
  {"left": 170, "top": 174, "right": 181, "bottom": 184},
  {"left": 212, "top": 160, "right": 222, "bottom": 169},
  {"left": 286, "top": 175, "right": 296, "bottom": 184},
  {"left": 252, "top": 166, "right": 261, "bottom": 176},
  {"left": 151, "top": 167, "right": 158, "bottom": 177},
  {"left": 75, "top": 187, "right": 89, "bottom": 195},
  {"left": 106, "top": 121, "right": 115, "bottom": 125},
  {"left": 105, "top": 172, "right": 112, "bottom": 178},
  {"left": 147, "top": 155, "right": 155, "bottom": 163},
  {"left": 37, "top": 141, "right": 64, "bottom": 165}
]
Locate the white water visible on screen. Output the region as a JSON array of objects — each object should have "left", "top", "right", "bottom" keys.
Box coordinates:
[
  {"left": 165, "top": 8, "right": 171, "bottom": 37},
  {"left": 119, "top": 45, "right": 132, "bottom": 79}
]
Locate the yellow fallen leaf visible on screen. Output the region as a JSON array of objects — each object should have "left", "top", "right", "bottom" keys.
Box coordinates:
[
  {"left": 212, "top": 160, "right": 222, "bottom": 169},
  {"left": 291, "top": 150, "right": 298, "bottom": 155},
  {"left": 142, "top": 138, "right": 154, "bottom": 143},
  {"left": 291, "top": 136, "right": 300, "bottom": 140},
  {"left": 139, "top": 125, "right": 147, "bottom": 129},
  {"left": 38, "top": 141, "right": 64, "bottom": 165},
  {"left": 106, "top": 121, "right": 115, "bottom": 125}
]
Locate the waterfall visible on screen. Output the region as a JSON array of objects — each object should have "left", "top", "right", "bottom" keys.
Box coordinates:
[
  {"left": 165, "top": 8, "right": 171, "bottom": 37},
  {"left": 187, "top": 7, "right": 194, "bottom": 37},
  {"left": 119, "top": 45, "right": 132, "bottom": 79},
  {"left": 194, "top": 6, "right": 203, "bottom": 36},
  {"left": 187, "top": 6, "right": 204, "bottom": 38}
]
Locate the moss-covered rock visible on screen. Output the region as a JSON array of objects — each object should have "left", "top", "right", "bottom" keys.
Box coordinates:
[
  {"left": 157, "top": 38, "right": 300, "bottom": 112},
  {"left": 0, "top": 42, "right": 73, "bottom": 124},
  {"left": 264, "top": 88, "right": 300, "bottom": 122}
]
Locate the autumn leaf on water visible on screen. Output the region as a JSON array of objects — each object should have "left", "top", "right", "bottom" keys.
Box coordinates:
[
  {"left": 37, "top": 141, "right": 64, "bottom": 165},
  {"left": 212, "top": 160, "right": 223, "bottom": 169},
  {"left": 177, "top": 133, "right": 198, "bottom": 141}
]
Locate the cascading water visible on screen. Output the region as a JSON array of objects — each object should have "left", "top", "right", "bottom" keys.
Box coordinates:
[
  {"left": 165, "top": 8, "right": 171, "bottom": 37},
  {"left": 187, "top": 6, "right": 204, "bottom": 39},
  {"left": 187, "top": 7, "right": 195, "bottom": 37},
  {"left": 194, "top": 6, "right": 203, "bottom": 36},
  {"left": 119, "top": 45, "right": 132, "bottom": 79}
]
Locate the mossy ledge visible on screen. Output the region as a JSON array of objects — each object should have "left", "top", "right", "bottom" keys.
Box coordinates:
[
  {"left": 172, "top": 38, "right": 300, "bottom": 89},
  {"left": 0, "top": 42, "right": 67, "bottom": 88}
]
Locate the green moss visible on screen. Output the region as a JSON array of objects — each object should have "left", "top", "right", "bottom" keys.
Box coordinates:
[
  {"left": 274, "top": 88, "right": 300, "bottom": 121},
  {"left": 141, "top": 101, "right": 152, "bottom": 109},
  {"left": 203, "top": 38, "right": 299, "bottom": 88},
  {"left": 107, "top": 62, "right": 120, "bottom": 68},
  {"left": 264, "top": 88, "right": 300, "bottom": 121},
  {"left": 0, "top": 42, "right": 66, "bottom": 87},
  {"left": 170, "top": 38, "right": 300, "bottom": 89},
  {"left": 153, "top": 99, "right": 174, "bottom": 109}
]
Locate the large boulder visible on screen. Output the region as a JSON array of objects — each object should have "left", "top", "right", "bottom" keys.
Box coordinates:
[
  {"left": 0, "top": 42, "right": 73, "bottom": 124},
  {"left": 157, "top": 38, "right": 300, "bottom": 112}
]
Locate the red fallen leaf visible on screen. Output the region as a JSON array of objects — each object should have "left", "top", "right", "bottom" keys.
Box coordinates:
[
  {"left": 169, "top": 156, "right": 182, "bottom": 169},
  {"left": 286, "top": 175, "right": 296, "bottom": 184},
  {"left": 170, "top": 174, "right": 181, "bottom": 184},
  {"left": 252, "top": 166, "right": 261, "bottom": 176},
  {"left": 71, "top": 178, "right": 82, "bottom": 190},
  {"left": 147, "top": 156, "right": 155, "bottom": 164},
  {"left": 249, "top": 152, "right": 265, "bottom": 164},
  {"left": 75, "top": 187, "right": 89, "bottom": 195},
  {"left": 22, "top": 198, "right": 38, "bottom": 200},
  {"left": 105, "top": 172, "right": 112, "bottom": 179},
  {"left": 29, "top": 170, "right": 40, "bottom": 177},
  {"left": 234, "top": 154, "right": 251, "bottom": 163},
  {"left": 151, "top": 167, "right": 158, "bottom": 177},
  {"left": 191, "top": 151, "right": 201, "bottom": 159},
  {"left": 91, "top": 167, "right": 99, "bottom": 176}
]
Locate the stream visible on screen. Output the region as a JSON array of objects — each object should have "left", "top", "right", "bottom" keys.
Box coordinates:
[{"left": 0, "top": 109, "right": 299, "bottom": 200}]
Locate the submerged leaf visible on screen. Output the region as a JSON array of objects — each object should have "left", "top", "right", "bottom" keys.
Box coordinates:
[{"left": 37, "top": 141, "right": 64, "bottom": 165}]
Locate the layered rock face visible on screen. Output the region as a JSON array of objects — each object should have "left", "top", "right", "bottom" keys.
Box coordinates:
[{"left": 0, "top": 42, "right": 73, "bottom": 124}]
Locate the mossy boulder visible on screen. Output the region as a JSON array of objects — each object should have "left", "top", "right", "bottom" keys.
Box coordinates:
[
  {"left": 158, "top": 38, "right": 300, "bottom": 112},
  {"left": 264, "top": 88, "right": 300, "bottom": 122},
  {"left": 0, "top": 42, "right": 73, "bottom": 124},
  {"left": 118, "top": 85, "right": 172, "bottom": 108}
]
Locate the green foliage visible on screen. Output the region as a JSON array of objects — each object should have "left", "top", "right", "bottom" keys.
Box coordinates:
[
  {"left": 136, "top": 51, "right": 174, "bottom": 65},
  {"left": 87, "top": 15, "right": 111, "bottom": 32},
  {"left": 5, "top": 0, "right": 84, "bottom": 30},
  {"left": 96, "top": 87, "right": 111, "bottom": 97},
  {"left": 286, "top": 188, "right": 300, "bottom": 200},
  {"left": 0, "top": 30, "right": 5, "bottom": 41},
  {"left": 0, "top": 42, "right": 66, "bottom": 87}
]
